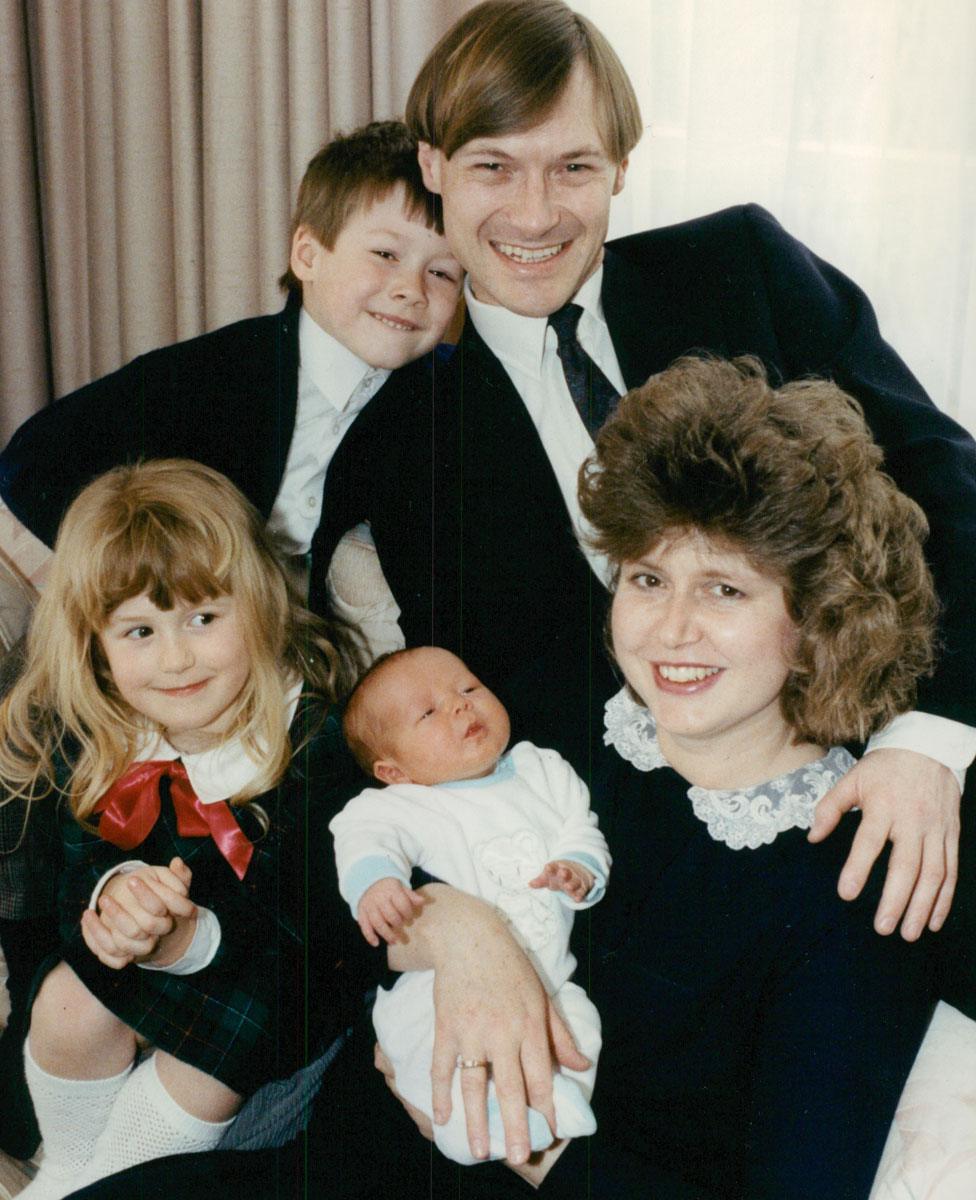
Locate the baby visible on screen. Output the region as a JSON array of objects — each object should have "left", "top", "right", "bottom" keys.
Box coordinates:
[{"left": 331, "top": 646, "right": 610, "bottom": 1165}]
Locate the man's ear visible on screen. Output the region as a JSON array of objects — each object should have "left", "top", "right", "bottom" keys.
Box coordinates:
[
  {"left": 290, "top": 225, "right": 325, "bottom": 281},
  {"left": 612, "top": 156, "right": 629, "bottom": 197},
  {"left": 374, "top": 760, "right": 410, "bottom": 786},
  {"left": 417, "top": 142, "right": 444, "bottom": 194}
]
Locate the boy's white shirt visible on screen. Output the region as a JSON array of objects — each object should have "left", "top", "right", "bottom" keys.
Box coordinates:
[
  {"left": 265, "top": 307, "right": 389, "bottom": 557},
  {"left": 88, "top": 682, "right": 303, "bottom": 974},
  {"left": 466, "top": 268, "right": 976, "bottom": 790}
]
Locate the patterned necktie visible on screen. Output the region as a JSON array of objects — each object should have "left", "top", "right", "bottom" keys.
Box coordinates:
[
  {"left": 94, "top": 760, "right": 254, "bottom": 880},
  {"left": 547, "top": 302, "right": 620, "bottom": 438}
]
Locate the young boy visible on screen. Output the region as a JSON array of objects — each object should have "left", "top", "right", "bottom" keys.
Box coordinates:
[
  {"left": 330, "top": 646, "right": 610, "bottom": 1165},
  {"left": 0, "top": 120, "right": 461, "bottom": 1160},
  {"left": 0, "top": 119, "right": 461, "bottom": 575}
]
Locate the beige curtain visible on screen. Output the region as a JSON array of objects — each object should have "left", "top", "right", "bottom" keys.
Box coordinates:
[{"left": 0, "top": 0, "right": 474, "bottom": 446}]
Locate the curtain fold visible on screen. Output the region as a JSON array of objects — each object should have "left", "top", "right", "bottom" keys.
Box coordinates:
[
  {"left": 0, "top": 0, "right": 50, "bottom": 443},
  {"left": 0, "top": 0, "right": 475, "bottom": 445}
]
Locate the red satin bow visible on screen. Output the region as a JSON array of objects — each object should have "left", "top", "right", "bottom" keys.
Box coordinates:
[{"left": 93, "top": 760, "right": 254, "bottom": 880}]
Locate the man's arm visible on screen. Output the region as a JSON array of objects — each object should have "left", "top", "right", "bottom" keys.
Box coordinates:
[{"left": 741, "top": 204, "right": 976, "bottom": 934}]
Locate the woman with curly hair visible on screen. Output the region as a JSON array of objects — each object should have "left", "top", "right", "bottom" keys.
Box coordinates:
[
  {"left": 68, "top": 361, "right": 950, "bottom": 1200},
  {"left": 375, "top": 356, "right": 945, "bottom": 1199},
  {"left": 546, "top": 354, "right": 941, "bottom": 1198}
]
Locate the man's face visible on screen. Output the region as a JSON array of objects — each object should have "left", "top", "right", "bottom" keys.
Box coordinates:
[{"left": 418, "top": 64, "right": 627, "bottom": 318}]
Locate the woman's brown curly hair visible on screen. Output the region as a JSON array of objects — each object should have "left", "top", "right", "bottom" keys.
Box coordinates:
[{"left": 578, "top": 355, "right": 938, "bottom": 745}]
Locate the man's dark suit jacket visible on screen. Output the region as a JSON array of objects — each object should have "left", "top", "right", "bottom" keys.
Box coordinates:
[{"left": 316, "top": 204, "right": 976, "bottom": 762}]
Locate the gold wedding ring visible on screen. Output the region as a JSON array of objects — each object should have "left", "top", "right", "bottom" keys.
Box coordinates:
[{"left": 456, "top": 1056, "right": 489, "bottom": 1069}]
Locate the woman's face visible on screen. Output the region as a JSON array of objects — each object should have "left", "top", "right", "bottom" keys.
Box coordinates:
[{"left": 611, "top": 532, "right": 798, "bottom": 756}]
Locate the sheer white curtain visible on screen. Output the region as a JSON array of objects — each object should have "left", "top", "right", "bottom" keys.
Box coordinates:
[{"left": 573, "top": 0, "right": 976, "bottom": 435}]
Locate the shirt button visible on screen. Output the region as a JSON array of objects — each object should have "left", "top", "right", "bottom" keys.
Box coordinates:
[{"left": 306, "top": 495, "right": 317, "bottom": 509}]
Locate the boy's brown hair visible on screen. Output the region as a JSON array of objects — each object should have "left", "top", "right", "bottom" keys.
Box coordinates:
[
  {"left": 279, "top": 120, "right": 441, "bottom": 293},
  {"left": 405, "top": 0, "right": 642, "bottom": 163}
]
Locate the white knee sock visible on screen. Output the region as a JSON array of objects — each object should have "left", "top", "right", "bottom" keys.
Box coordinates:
[
  {"left": 68, "top": 1053, "right": 234, "bottom": 1192},
  {"left": 19, "top": 1041, "right": 133, "bottom": 1200}
]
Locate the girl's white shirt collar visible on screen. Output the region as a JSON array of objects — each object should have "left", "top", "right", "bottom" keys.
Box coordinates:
[
  {"left": 130, "top": 679, "right": 303, "bottom": 804},
  {"left": 603, "top": 686, "right": 855, "bottom": 851}
]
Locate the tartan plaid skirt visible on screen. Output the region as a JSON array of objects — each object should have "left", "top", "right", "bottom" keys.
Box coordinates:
[{"left": 40, "top": 817, "right": 319, "bottom": 1096}]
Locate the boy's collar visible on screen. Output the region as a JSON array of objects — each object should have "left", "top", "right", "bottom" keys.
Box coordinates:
[{"left": 298, "top": 306, "right": 390, "bottom": 412}]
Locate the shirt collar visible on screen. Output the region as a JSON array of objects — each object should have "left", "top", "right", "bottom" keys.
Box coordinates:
[
  {"left": 131, "top": 679, "right": 303, "bottom": 803},
  {"left": 298, "top": 307, "right": 389, "bottom": 412},
  {"left": 465, "top": 265, "right": 607, "bottom": 381}
]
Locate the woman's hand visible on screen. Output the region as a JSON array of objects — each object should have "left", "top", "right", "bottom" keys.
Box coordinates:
[{"left": 388, "top": 885, "right": 589, "bottom": 1165}]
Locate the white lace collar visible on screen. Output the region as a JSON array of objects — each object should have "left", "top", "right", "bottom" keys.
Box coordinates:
[{"left": 603, "top": 687, "right": 855, "bottom": 851}]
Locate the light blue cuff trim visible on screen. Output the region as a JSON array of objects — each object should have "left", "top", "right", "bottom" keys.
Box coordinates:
[
  {"left": 344, "top": 855, "right": 410, "bottom": 916},
  {"left": 556, "top": 852, "right": 606, "bottom": 907},
  {"left": 444, "top": 752, "right": 515, "bottom": 789}
]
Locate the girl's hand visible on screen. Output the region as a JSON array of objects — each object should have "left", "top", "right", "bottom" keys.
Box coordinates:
[
  {"left": 80, "top": 905, "right": 140, "bottom": 968},
  {"left": 93, "top": 860, "right": 196, "bottom": 964},
  {"left": 128, "top": 858, "right": 196, "bottom": 924},
  {"left": 528, "top": 859, "right": 594, "bottom": 903}
]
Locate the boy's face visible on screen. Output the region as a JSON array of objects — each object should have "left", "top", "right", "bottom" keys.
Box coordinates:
[
  {"left": 290, "top": 186, "right": 462, "bottom": 369},
  {"left": 369, "top": 647, "right": 510, "bottom": 787},
  {"left": 418, "top": 63, "right": 627, "bottom": 319}
]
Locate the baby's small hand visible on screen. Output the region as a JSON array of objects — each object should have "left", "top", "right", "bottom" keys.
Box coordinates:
[
  {"left": 528, "top": 859, "right": 594, "bottom": 903},
  {"left": 357, "top": 877, "right": 425, "bottom": 947}
]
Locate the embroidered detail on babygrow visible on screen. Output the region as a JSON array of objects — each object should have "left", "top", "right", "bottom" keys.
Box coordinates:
[
  {"left": 603, "top": 686, "right": 855, "bottom": 850},
  {"left": 478, "top": 829, "right": 558, "bottom": 951}
]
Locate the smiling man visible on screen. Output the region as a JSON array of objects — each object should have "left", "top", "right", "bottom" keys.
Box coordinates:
[{"left": 319, "top": 0, "right": 976, "bottom": 948}]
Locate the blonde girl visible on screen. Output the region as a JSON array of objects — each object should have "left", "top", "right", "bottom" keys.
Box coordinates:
[{"left": 0, "top": 460, "right": 364, "bottom": 1199}]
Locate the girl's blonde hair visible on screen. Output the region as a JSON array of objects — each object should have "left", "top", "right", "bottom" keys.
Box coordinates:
[{"left": 0, "top": 459, "right": 356, "bottom": 823}]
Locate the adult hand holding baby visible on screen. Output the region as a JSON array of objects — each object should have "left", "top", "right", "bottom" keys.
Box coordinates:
[{"left": 388, "top": 883, "right": 589, "bottom": 1166}]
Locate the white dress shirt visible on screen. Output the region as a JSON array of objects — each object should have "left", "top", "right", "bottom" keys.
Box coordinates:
[
  {"left": 266, "top": 308, "right": 389, "bottom": 558},
  {"left": 466, "top": 268, "right": 622, "bottom": 585},
  {"left": 466, "top": 269, "right": 976, "bottom": 786}
]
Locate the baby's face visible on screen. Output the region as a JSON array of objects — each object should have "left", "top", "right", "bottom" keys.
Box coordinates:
[{"left": 370, "top": 648, "right": 510, "bottom": 786}]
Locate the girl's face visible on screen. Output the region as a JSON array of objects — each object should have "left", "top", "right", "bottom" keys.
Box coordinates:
[
  {"left": 99, "top": 592, "right": 250, "bottom": 754},
  {"left": 610, "top": 532, "right": 798, "bottom": 762}
]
